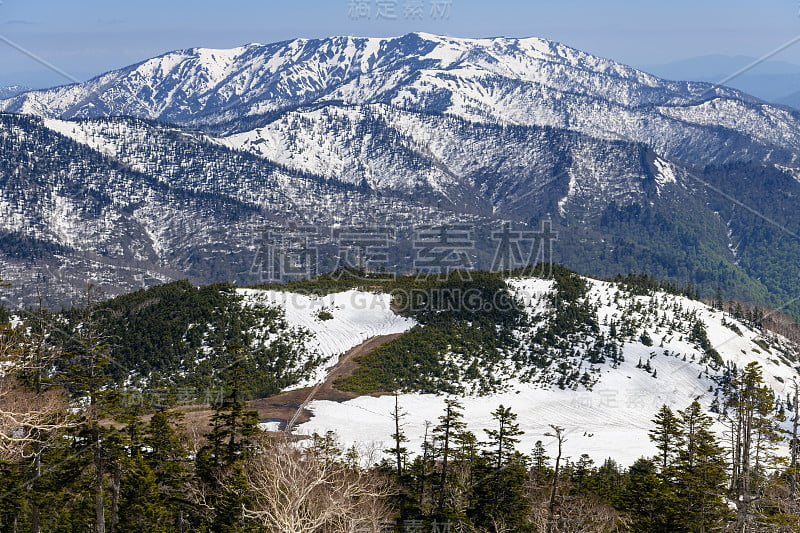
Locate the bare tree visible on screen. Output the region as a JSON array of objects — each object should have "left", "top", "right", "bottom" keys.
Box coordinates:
[
  {"left": 529, "top": 489, "right": 630, "bottom": 533},
  {"left": 0, "top": 377, "right": 70, "bottom": 460},
  {"left": 544, "top": 425, "right": 566, "bottom": 533},
  {"left": 0, "top": 306, "right": 71, "bottom": 460},
  {"left": 239, "top": 435, "right": 395, "bottom": 532}
]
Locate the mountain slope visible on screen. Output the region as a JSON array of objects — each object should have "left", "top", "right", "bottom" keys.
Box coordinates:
[
  {"left": 45, "top": 269, "right": 796, "bottom": 463},
  {"left": 0, "top": 86, "right": 31, "bottom": 100},
  {"left": 0, "top": 108, "right": 795, "bottom": 316},
  {"left": 287, "top": 271, "right": 800, "bottom": 464},
  {"left": 0, "top": 113, "right": 482, "bottom": 307},
  {"left": 3, "top": 35, "right": 800, "bottom": 315}
]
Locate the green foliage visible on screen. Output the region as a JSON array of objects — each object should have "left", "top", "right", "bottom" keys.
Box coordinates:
[
  {"left": 336, "top": 273, "right": 526, "bottom": 394},
  {"left": 196, "top": 364, "right": 260, "bottom": 533},
  {"left": 0, "top": 231, "right": 72, "bottom": 260},
  {"left": 251, "top": 267, "right": 373, "bottom": 296},
  {"left": 116, "top": 457, "right": 172, "bottom": 533},
  {"left": 649, "top": 405, "right": 683, "bottom": 476},
  {"left": 315, "top": 309, "right": 334, "bottom": 321},
  {"left": 674, "top": 402, "right": 731, "bottom": 531},
  {"left": 54, "top": 280, "right": 323, "bottom": 408},
  {"left": 639, "top": 332, "right": 653, "bottom": 346},
  {"left": 689, "top": 320, "right": 723, "bottom": 367},
  {"left": 0, "top": 462, "right": 24, "bottom": 531},
  {"left": 470, "top": 406, "right": 531, "bottom": 531},
  {"left": 613, "top": 272, "right": 699, "bottom": 299},
  {"left": 701, "top": 162, "right": 800, "bottom": 318},
  {"left": 0, "top": 376, "right": 794, "bottom": 533},
  {"left": 5, "top": 268, "right": 800, "bottom": 532},
  {"left": 549, "top": 264, "right": 589, "bottom": 303},
  {"left": 619, "top": 458, "right": 679, "bottom": 532}
]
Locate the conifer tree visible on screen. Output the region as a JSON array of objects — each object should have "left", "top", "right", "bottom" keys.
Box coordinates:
[
  {"left": 675, "top": 401, "right": 730, "bottom": 532},
  {"left": 531, "top": 440, "right": 551, "bottom": 482},
  {"left": 116, "top": 455, "right": 171, "bottom": 533},
  {"left": 723, "top": 362, "right": 784, "bottom": 531},
  {"left": 621, "top": 458, "right": 674, "bottom": 533},
  {"left": 573, "top": 454, "right": 594, "bottom": 491},
  {"left": 470, "top": 405, "right": 529, "bottom": 531},
  {"left": 144, "top": 411, "right": 193, "bottom": 529},
  {"left": 60, "top": 286, "right": 116, "bottom": 533},
  {"left": 387, "top": 391, "right": 409, "bottom": 479},
  {"left": 649, "top": 404, "right": 683, "bottom": 479},
  {"left": 431, "top": 398, "right": 467, "bottom": 522},
  {"left": 483, "top": 405, "right": 523, "bottom": 470},
  {"left": 195, "top": 353, "right": 259, "bottom": 533}
]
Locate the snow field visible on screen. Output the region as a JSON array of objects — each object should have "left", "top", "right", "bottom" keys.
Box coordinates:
[
  {"left": 237, "top": 288, "right": 416, "bottom": 386},
  {"left": 294, "top": 277, "right": 799, "bottom": 465}
]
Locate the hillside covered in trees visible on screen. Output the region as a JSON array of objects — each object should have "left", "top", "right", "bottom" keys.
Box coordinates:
[{"left": 0, "top": 268, "right": 799, "bottom": 531}]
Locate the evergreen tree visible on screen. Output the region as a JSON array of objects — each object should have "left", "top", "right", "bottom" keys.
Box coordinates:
[
  {"left": 483, "top": 405, "right": 523, "bottom": 471},
  {"left": 675, "top": 401, "right": 730, "bottom": 532},
  {"left": 195, "top": 355, "right": 259, "bottom": 533},
  {"left": 144, "top": 411, "right": 193, "bottom": 530},
  {"left": 723, "top": 362, "right": 784, "bottom": 531},
  {"left": 470, "top": 405, "right": 530, "bottom": 531},
  {"left": 572, "top": 453, "right": 595, "bottom": 491},
  {"left": 59, "top": 287, "right": 117, "bottom": 533},
  {"left": 649, "top": 404, "right": 683, "bottom": 479},
  {"left": 531, "top": 440, "right": 551, "bottom": 482},
  {"left": 386, "top": 391, "right": 409, "bottom": 479},
  {"left": 621, "top": 458, "right": 676, "bottom": 533},
  {"left": 591, "top": 458, "right": 625, "bottom": 505},
  {"left": 116, "top": 456, "right": 171, "bottom": 533},
  {"left": 431, "top": 398, "right": 468, "bottom": 523}
]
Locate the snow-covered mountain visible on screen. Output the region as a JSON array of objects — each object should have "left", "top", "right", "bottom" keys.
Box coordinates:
[
  {"left": 0, "top": 114, "right": 487, "bottom": 307},
  {"left": 2, "top": 33, "right": 799, "bottom": 167},
  {"left": 41, "top": 106, "right": 683, "bottom": 215},
  {"left": 2, "top": 32, "right": 799, "bottom": 464},
  {"left": 0, "top": 86, "right": 31, "bottom": 100},
  {"left": 4, "top": 34, "right": 800, "bottom": 315},
  {"left": 246, "top": 273, "right": 800, "bottom": 464},
  {"left": 1, "top": 106, "right": 798, "bottom": 314}
]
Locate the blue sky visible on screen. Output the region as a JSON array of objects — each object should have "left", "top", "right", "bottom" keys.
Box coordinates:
[{"left": 1, "top": 0, "right": 799, "bottom": 87}]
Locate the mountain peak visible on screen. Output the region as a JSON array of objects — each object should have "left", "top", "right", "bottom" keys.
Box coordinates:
[{"left": 0, "top": 31, "right": 764, "bottom": 156}]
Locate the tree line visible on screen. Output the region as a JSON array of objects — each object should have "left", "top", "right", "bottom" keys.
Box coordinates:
[
  {"left": 1, "top": 275, "right": 799, "bottom": 531},
  {"left": 1, "top": 302, "right": 798, "bottom": 532}
]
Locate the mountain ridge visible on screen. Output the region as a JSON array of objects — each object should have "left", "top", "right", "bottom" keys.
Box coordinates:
[{"left": 3, "top": 34, "right": 800, "bottom": 317}]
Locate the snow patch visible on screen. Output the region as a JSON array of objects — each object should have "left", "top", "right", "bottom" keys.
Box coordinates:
[
  {"left": 653, "top": 156, "right": 677, "bottom": 188},
  {"left": 238, "top": 289, "right": 416, "bottom": 386}
]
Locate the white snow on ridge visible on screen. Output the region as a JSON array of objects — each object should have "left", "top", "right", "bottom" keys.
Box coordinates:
[
  {"left": 5, "top": 31, "right": 795, "bottom": 175},
  {"left": 557, "top": 171, "right": 577, "bottom": 216},
  {"left": 237, "top": 288, "right": 416, "bottom": 385},
  {"left": 652, "top": 156, "right": 677, "bottom": 189},
  {"left": 43, "top": 118, "right": 119, "bottom": 158},
  {"left": 295, "top": 276, "right": 800, "bottom": 466},
  {"left": 300, "top": 357, "right": 704, "bottom": 467}
]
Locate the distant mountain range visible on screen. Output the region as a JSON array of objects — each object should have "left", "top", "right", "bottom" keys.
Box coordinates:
[
  {"left": 2, "top": 33, "right": 800, "bottom": 314},
  {"left": 640, "top": 54, "right": 800, "bottom": 106},
  {"left": 0, "top": 85, "right": 31, "bottom": 100}
]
